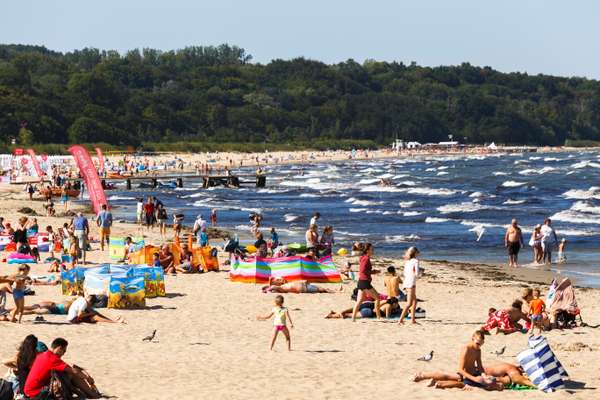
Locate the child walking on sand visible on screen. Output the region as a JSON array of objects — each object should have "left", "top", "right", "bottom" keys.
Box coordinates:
[
  {"left": 528, "top": 288, "right": 546, "bottom": 335},
  {"left": 257, "top": 295, "right": 294, "bottom": 351}
]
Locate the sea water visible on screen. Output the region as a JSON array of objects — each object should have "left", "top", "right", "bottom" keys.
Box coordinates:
[{"left": 103, "top": 150, "right": 600, "bottom": 287}]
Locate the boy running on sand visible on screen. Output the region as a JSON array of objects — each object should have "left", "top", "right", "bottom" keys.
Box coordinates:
[{"left": 257, "top": 295, "right": 294, "bottom": 351}]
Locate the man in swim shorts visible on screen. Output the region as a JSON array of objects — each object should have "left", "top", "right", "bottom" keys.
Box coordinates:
[
  {"left": 412, "top": 330, "right": 504, "bottom": 390},
  {"left": 504, "top": 219, "right": 523, "bottom": 268}
]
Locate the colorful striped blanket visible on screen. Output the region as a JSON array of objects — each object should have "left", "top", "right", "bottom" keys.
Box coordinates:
[{"left": 229, "top": 255, "right": 341, "bottom": 283}]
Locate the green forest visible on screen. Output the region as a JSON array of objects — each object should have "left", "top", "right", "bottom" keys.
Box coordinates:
[{"left": 1, "top": 43, "right": 600, "bottom": 151}]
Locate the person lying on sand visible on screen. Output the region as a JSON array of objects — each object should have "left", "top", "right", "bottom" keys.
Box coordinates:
[
  {"left": 67, "top": 295, "right": 125, "bottom": 324},
  {"left": 412, "top": 330, "right": 504, "bottom": 391},
  {"left": 325, "top": 297, "right": 400, "bottom": 319},
  {"left": 262, "top": 277, "right": 341, "bottom": 294},
  {"left": 11, "top": 299, "right": 75, "bottom": 316}
]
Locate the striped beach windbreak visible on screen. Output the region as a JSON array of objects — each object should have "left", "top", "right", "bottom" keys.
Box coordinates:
[
  {"left": 517, "top": 335, "right": 568, "bottom": 392},
  {"left": 229, "top": 255, "right": 342, "bottom": 283}
]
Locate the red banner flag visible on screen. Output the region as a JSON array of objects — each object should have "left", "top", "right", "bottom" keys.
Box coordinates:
[
  {"left": 26, "top": 149, "right": 44, "bottom": 177},
  {"left": 68, "top": 145, "right": 109, "bottom": 214},
  {"left": 94, "top": 147, "right": 105, "bottom": 171}
]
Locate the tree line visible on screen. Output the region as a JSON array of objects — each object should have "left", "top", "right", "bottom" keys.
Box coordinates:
[{"left": 1, "top": 43, "right": 600, "bottom": 150}]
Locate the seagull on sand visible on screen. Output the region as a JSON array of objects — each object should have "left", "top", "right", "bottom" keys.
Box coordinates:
[
  {"left": 417, "top": 351, "right": 434, "bottom": 362},
  {"left": 142, "top": 330, "right": 157, "bottom": 342}
]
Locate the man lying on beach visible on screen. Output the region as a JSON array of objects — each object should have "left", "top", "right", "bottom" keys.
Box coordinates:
[
  {"left": 325, "top": 297, "right": 400, "bottom": 319},
  {"left": 412, "top": 330, "right": 504, "bottom": 391},
  {"left": 8, "top": 299, "right": 75, "bottom": 316},
  {"left": 262, "top": 277, "right": 341, "bottom": 294}
]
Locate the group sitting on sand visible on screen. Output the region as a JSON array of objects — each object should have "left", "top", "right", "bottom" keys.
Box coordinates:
[{"left": 2, "top": 335, "right": 102, "bottom": 398}]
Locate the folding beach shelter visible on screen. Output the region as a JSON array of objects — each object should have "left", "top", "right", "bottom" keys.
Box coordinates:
[
  {"left": 192, "top": 246, "right": 220, "bottom": 272},
  {"left": 128, "top": 244, "right": 160, "bottom": 265},
  {"left": 108, "top": 275, "right": 146, "bottom": 309},
  {"left": 130, "top": 266, "right": 166, "bottom": 298},
  {"left": 109, "top": 236, "right": 144, "bottom": 261},
  {"left": 230, "top": 255, "right": 341, "bottom": 284},
  {"left": 517, "top": 336, "right": 568, "bottom": 392}
]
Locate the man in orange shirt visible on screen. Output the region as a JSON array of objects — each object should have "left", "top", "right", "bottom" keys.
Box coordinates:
[{"left": 528, "top": 288, "right": 546, "bottom": 335}]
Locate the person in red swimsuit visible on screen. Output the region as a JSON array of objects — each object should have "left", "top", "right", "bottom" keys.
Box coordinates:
[{"left": 351, "top": 243, "right": 381, "bottom": 321}]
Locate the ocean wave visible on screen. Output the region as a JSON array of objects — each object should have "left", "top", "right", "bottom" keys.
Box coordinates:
[
  {"left": 469, "top": 191, "right": 484, "bottom": 198},
  {"left": 501, "top": 180, "right": 527, "bottom": 188},
  {"left": 460, "top": 220, "right": 506, "bottom": 229},
  {"left": 384, "top": 234, "right": 421, "bottom": 243},
  {"left": 299, "top": 193, "right": 318, "bottom": 198},
  {"left": 437, "top": 171, "right": 449, "bottom": 176},
  {"left": 570, "top": 201, "right": 600, "bottom": 215},
  {"left": 399, "top": 201, "right": 417, "bottom": 208},
  {"left": 503, "top": 199, "right": 526, "bottom": 205},
  {"left": 562, "top": 187, "right": 600, "bottom": 200},
  {"left": 514, "top": 159, "right": 530, "bottom": 164},
  {"left": 284, "top": 214, "right": 300, "bottom": 222},
  {"left": 349, "top": 208, "right": 368, "bottom": 213},
  {"left": 399, "top": 211, "right": 422, "bottom": 217},
  {"left": 108, "top": 195, "right": 135, "bottom": 201},
  {"left": 407, "top": 187, "right": 458, "bottom": 196},
  {"left": 550, "top": 210, "right": 600, "bottom": 225},
  {"left": 398, "top": 180, "right": 418, "bottom": 187},
  {"left": 345, "top": 197, "right": 384, "bottom": 206},
  {"left": 437, "top": 202, "right": 489, "bottom": 214},
  {"left": 257, "top": 188, "right": 290, "bottom": 194},
  {"left": 570, "top": 160, "right": 600, "bottom": 169},
  {"left": 360, "top": 185, "right": 404, "bottom": 193},
  {"left": 425, "top": 217, "right": 451, "bottom": 223},
  {"left": 544, "top": 157, "right": 560, "bottom": 162},
  {"left": 358, "top": 178, "right": 380, "bottom": 185},
  {"left": 336, "top": 230, "right": 362, "bottom": 237},
  {"left": 493, "top": 171, "right": 508, "bottom": 176}
]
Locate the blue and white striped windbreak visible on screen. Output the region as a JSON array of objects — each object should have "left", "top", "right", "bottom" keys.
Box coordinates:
[{"left": 517, "top": 335, "right": 568, "bottom": 392}]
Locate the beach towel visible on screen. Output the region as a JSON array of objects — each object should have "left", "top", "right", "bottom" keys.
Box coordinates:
[
  {"left": 108, "top": 275, "right": 146, "bottom": 309},
  {"left": 230, "top": 255, "right": 341, "bottom": 284},
  {"left": 481, "top": 310, "right": 517, "bottom": 334},
  {"left": 517, "top": 335, "right": 568, "bottom": 392}
]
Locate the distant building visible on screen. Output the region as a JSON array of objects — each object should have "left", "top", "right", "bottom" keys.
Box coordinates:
[{"left": 406, "top": 141, "right": 421, "bottom": 149}]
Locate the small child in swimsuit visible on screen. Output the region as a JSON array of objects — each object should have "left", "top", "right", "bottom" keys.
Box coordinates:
[
  {"left": 10, "top": 264, "right": 31, "bottom": 323},
  {"left": 257, "top": 295, "right": 294, "bottom": 351},
  {"left": 557, "top": 238, "right": 567, "bottom": 263},
  {"left": 528, "top": 288, "right": 546, "bottom": 335}
]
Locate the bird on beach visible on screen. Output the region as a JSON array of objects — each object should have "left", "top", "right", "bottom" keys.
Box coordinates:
[
  {"left": 417, "top": 351, "right": 434, "bottom": 362},
  {"left": 492, "top": 346, "right": 506, "bottom": 356},
  {"left": 142, "top": 330, "right": 157, "bottom": 342}
]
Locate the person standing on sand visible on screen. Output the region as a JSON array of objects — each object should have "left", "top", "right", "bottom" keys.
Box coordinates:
[
  {"left": 96, "top": 204, "right": 112, "bottom": 251},
  {"left": 136, "top": 198, "right": 144, "bottom": 225},
  {"left": 351, "top": 243, "right": 381, "bottom": 322},
  {"left": 504, "top": 219, "right": 523, "bottom": 267},
  {"left": 257, "top": 295, "right": 294, "bottom": 351},
  {"left": 72, "top": 212, "right": 89, "bottom": 264},
  {"left": 398, "top": 247, "right": 420, "bottom": 325},
  {"left": 540, "top": 218, "right": 558, "bottom": 265}
]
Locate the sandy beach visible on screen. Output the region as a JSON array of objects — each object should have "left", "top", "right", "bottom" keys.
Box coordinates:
[{"left": 0, "top": 185, "right": 598, "bottom": 400}]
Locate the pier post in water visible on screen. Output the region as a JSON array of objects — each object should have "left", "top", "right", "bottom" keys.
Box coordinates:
[
  {"left": 152, "top": 178, "right": 158, "bottom": 188},
  {"left": 177, "top": 178, "right": 183, "bottom": 188},
  {"left": 126, "top": 179, "right": 131, "bottom": 190},
  {"left": 256, "top": 175, "right": 266, "bottom": 188}
]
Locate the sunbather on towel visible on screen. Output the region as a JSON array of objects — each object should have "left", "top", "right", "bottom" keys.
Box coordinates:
[
  {"left": 262, "top": 277, "right": 339, "bottom": 294},
  {"left": 412, "top": 330, "right": 504, "bottom": 391},
  {"left": 484, "top": 362, "right": 535, "bottom": 388},
  {"left": 325, "top": 298, "right": 400, "bottom": 319}
]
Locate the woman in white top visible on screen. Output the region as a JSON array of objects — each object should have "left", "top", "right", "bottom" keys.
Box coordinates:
[{"left": 398, "top": 246, "right": 420, "bottom": 325}]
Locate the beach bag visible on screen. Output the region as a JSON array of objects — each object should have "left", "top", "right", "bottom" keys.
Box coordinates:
[{"left": 517, "top": 336, "right": 568, "bottom": 392}]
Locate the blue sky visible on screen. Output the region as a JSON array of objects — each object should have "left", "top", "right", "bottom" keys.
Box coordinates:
[{"left": 2, "top": 0, "right": 598, "bottom": 78}]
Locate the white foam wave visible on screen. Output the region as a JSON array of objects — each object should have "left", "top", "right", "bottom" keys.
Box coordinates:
[
  {"left": 360, "top": 185, "right": 403, "bottom": 193},
  {"left": 562, "top": 187, "right": 600, "bottom": 200},
  {"left": 107, "top": 195, "right": 135, "bottom": 201},
  {"left": 299, "top": 193, "right": 318, "bottom": 198},
  {"left": 437, "top": 171, "right": 449, "bottom": 176},
  {"left": 384, "top": 234, "right": 421, "bottom": 243},
  {"left": 571, "top": 201, "right": 600, "bottom": 215},
  {"left": 349, "top": 208, "right": 368, "bottom": 213},
  {"left": 399, "top": 211, "right": 422, "bottom": 217},
  {"left": 425, "top": 217, "right": 451, "bottom": 223},
  {"left": 437, "top": 202, "right": 488, "bottom": 214},
  {"left": 501, "top": 180, "right": 527, "bottom": 188},
  {"left": 503, "top": 199, "right": 526, "bottom": 205},
  {"left": 399, "top": 201, "right": 417, "bottom": 208},
  {"left": 550, "top": 210, "right": 600, "bottom": 225},
  {"left": 407, "top": 187, "right": 458, "bottom": 196},
  {"left": 398, "top": 180, "right": 418, "bottom": 187},
  {"left": 284, "top": 214, "right": 300, "bottom": 222},
  {"left": 358, "top": 178, "right": 380, "bottom": 185},
  {"left": 493, "top": 171, "right": 508, "bottom": 176},
  {"left": 571, "top": 161, "right": 600, "bottom": 169}
]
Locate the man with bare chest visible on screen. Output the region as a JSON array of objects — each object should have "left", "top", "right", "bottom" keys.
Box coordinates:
[{"left": 504, "top": 219, "right": 523, "bottom": 267}]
